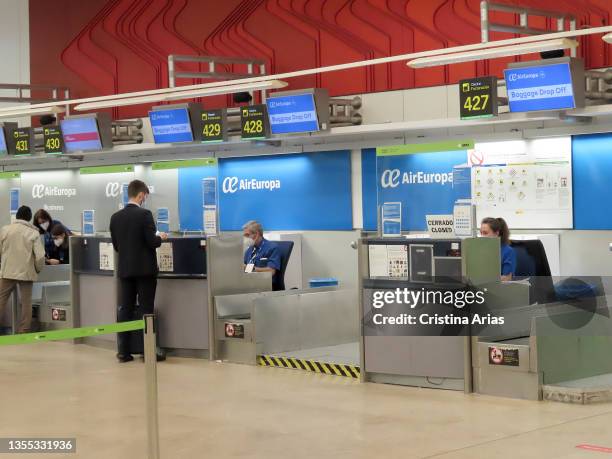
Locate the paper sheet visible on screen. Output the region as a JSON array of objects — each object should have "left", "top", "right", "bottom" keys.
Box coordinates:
[
  {"left": 156, "top": 242, "right": 174, "bottom": 272},
  {"left": 99, "top": 242, "right": 114, "bottom": 271}
]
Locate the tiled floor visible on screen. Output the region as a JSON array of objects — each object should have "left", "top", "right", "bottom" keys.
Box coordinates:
[{"left": 1, "top": 342, "right": 612, "bottom": 458}]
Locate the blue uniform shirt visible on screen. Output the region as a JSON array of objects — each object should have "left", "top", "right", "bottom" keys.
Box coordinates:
[
  {"left": 244, "top": 238, "right": 282, "bottom": 289},
  {"left": 501, "top": 244, "right": 517, "bottom": 277}
]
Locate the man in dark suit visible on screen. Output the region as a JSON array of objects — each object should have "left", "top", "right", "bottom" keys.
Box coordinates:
[{"left": 110, "top": 179, "right": 168, "bottom": 363}]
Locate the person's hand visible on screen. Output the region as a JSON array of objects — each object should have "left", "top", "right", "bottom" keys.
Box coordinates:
[
  {"left": 159, "top": 232, "right": 169, "bottom": 241},
  {"left": 47, "top": 259, "right": 60, "bottom": 265}
]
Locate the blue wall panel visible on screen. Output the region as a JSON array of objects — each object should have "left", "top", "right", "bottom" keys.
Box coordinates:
[
  {"left": 218, "top": 151, "right": 353, "bottom": 231},
  {"left": 573, "top": 133, "right": 612, "bottom": 230}
]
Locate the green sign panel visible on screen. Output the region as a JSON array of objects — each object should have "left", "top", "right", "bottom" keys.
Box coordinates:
[
  {"left": 79, "top": 165, "right": 135, "bottom": 175},
  {"left": 151, "top": 158, "right": 217, "bottom": 170},
  {"left": 0, "top": 171, "right": 20, "bottom": 180},
  {"left": 376, "top": 140, "right": 475, "bottom": 156}
]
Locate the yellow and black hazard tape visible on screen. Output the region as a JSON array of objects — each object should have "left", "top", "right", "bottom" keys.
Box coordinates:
[{"left": 257, "top": 355, "right": 360, "bottom": 379}]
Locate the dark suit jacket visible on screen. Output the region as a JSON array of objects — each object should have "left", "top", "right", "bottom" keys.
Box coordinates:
[{"left": 110, "top": 204, "right": 162, "bottom": 278}]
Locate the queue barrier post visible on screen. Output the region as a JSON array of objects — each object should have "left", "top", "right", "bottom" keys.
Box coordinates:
[
  {"left": 0, "top": 318, "right": 161, "bottom": 459},
  {"left": 143, "top": 314, "right": 160, "bottom": 459}
]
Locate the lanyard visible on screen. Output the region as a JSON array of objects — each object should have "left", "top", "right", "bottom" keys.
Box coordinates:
[{"left": 248, "top": 245, "right": 260, "bottom": 264}]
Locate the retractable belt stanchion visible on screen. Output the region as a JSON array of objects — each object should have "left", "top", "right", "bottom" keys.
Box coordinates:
[
  {"left": 143, "top": 314, "right": 160, "bottom": 459},
  {"left": 0, "top": 317, "right": 161, "bottom": 459}
]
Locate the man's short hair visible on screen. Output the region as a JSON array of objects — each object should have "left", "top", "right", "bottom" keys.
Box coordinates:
[
  {"left": 16, "top": 206, "right": 32, "bottom": 222},
  {"left": 242, "top": 220, "right": 263, "bottom": 236},
  {"left": 127, "top": 180, "right": 149, "bottom": 198}
]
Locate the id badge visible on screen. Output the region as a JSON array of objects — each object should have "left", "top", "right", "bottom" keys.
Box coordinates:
[{"left": 245, "top": 263, "right": 255, "bottom": 273}]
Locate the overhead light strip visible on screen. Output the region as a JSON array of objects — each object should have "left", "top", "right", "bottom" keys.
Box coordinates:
[
  {"left": 73, "top": 80, "right": 288, "bottom": 111},
  {"left": 407, "top": 38, "right": 579, "bottom": 68}
]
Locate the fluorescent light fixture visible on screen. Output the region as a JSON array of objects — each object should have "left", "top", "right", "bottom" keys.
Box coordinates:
[
  {"left": 407, "top": 38, "right": 579, "bottom": 68},
  {"left": 74, "top": 80, "right": 288, "bottom": 111},
  {"left": 0, "top": 105, "right": 65, "bottom": 119},
  {"left": 603, "top": 33, "right": 612, "bottom": 44}
]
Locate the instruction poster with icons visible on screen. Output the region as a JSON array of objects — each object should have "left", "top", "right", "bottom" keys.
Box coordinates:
[{"left": 469, "top": 137, "right": 572, "bottom": 229}]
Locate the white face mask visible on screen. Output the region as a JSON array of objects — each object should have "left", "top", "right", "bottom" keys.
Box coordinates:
[
  {"left": 53, "top": 237, "right": 64, "bottom": 247},
  {"left": 40, "top": 221, "right": 50, "bottom": 231}
]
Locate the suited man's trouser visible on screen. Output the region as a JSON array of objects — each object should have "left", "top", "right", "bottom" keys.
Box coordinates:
[
  {"left": 117, "top": 276, "right": 157, "bottom": 355},
  {"left": 0, "top": 279, "right": 33, "bottom": 333}
]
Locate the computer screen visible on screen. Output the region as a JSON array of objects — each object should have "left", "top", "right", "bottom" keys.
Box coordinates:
[
  {"left": 266, "top": 93, "right": 320, "bottom": 134},
  {"left": 504, "top": 62, "right": 575, "bottom": 112},
  {"left": 0, "top": 127, "right": 7, "bottom": 155},
  {"left": 60, "top": 117, "right": 103, "bottom": 153},
  {"left": 149, "top": 108, "right": 194, "bottom": 143}
]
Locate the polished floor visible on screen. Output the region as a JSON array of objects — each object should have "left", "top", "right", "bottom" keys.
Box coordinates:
[{"left": 1, "top": 342, "right": 612, "bottom": 458}]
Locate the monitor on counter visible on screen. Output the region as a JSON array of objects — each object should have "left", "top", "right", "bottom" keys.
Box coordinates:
[
  {"left": 0, "top": 122, "right": 17, "bottom": 156},
  {"left": 149, "top": 103, "right": 201, "bottom": 144},
  {"left": 504, "top": 57, "right": 585, "bottom": 113},
  {"left": 266, "top": 88, "right": 330, "bottom": 135},
  {"left": 60, "top": 113, "right": 113, "bottom": 153}
]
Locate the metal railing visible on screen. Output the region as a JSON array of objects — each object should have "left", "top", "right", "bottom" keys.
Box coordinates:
[
  {"left": 168, "top": 54, "right": 267, "bottom": 102},
  {"left": 481, "top": 1, "right": 577, "bottom": 57},
  {"left": 0, "top": 83, "right": 71, "bottom": 105}
]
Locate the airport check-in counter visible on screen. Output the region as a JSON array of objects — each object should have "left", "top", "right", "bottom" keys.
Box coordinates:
[
  {"left": 358, "top": 237, "right": 529, "bottom": 391},
  {"left": 208, "top": 235, "right": 359, "bottom": 364},
  {"left": 71, "top": 235, "right": 209, "bottom": 356},
  {"left": 473, "top": 291, "right": 612, "bottom": 401},
  {"left": 0, "top": 264, "right": 71, "bottom": 333}
]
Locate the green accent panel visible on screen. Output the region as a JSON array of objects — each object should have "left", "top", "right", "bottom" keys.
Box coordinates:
[
  {"left": 80, "top": 165, "right": 135, "bottom": 175},
  {"left": 151, "top": 158, "right": 217, "bottom": 170},
  {"left": 536, "top": 313, "right": 612, "bottom": 385},
  {"left": 0, "top": 172, "right": 20, "bottom": 179},
  {"left": 376, "top": 140, "right": 475, "bottom": 156},
  {"left": 0, "top": 320, "right": 145, "bottom": 347}
]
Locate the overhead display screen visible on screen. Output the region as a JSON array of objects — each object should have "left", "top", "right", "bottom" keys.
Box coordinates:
[
  {"left": 149, "top": 108, "right": 194, "bottom": 144},
  {"left": 266, "top": 93, "right": 319, "bottom": 134},
  {"left": 60, "top": 117, "right": 103, "bottom": 153},
  {"left": 504, "top": 63, "right": 575, "bottom": 112},
  {"left": 0, "top": 128, "right": 7, "bottom": 155},
  {"left": 10, "top": 128, "right": 33, "bottom": 155},
  {"left": 43, "top": 126, "right": 64, "bottom": 154}
]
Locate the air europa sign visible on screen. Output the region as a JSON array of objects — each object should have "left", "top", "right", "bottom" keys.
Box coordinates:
[
  {"left": 380, "top": 169, "right": 453, "bottom": 188},
  {"left": 221, "top": 176, "right": 281, "bottom": 194},
  {"left": 31, "top": 184, "right": 77, "bottom": 199}
]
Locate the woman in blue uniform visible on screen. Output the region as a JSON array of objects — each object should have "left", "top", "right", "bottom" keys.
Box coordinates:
[{"left": 480, "top": 217, "right": 516, "bottom": 281}]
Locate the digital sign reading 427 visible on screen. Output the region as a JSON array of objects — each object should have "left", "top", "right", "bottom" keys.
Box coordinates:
[{"left": 459, "top": 76, "right": 498, "bottom": 120}]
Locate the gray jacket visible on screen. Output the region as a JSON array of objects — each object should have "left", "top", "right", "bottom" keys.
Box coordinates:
[{"left": 0, "top": 220, "right": 46, "bottom": 281}]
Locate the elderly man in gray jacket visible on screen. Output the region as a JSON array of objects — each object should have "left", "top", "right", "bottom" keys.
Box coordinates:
[{"left": 0, "top": 206, "right": 45, "bottom": 333}]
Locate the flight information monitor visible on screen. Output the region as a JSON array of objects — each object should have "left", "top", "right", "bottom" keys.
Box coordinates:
[
  {"left": 266, "top": 93, "right": 320, "bottom": 134},
  {"left": 0, "top": 127, "right": 7, "bottom": 155},
  {"left": 60, "top": 117, "right": 103, "bottom": 153},
  {"left": 504, "top": 62, "right": 576, "bottom": 112},
  {"left": 149, "top": 108, "right": 194, "bottom": 144}
]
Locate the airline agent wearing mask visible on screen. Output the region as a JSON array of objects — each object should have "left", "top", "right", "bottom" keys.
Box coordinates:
[
  {"left": 480, "top": 217, "right": 517, "bottom": 281},
  {"left": 46, "top": 225, "right": 70, "bottom": 265},
  {"left": 33, "top": 209, "right": 72, "bottom": 259},
  {"left": 242, "top": 220, "right": 282, "bottom": 290}
]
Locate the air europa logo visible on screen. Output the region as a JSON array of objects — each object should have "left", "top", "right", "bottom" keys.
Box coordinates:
[
  {"left": 32, "top": 184, "right": 77, "bottom": 199},
  {"left": 105, "top": 182, "right": 120, "bottom": 198},
  {"left": 222, "top": 176, "right": 281, "bottom": 194},
  {"left": 380, "top": 169, "right": 453, "bottom": 188}
]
